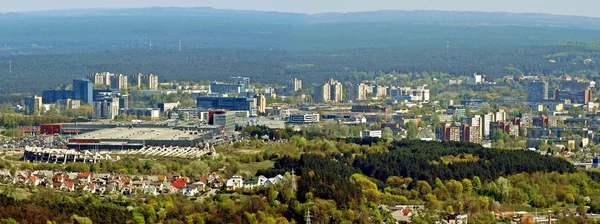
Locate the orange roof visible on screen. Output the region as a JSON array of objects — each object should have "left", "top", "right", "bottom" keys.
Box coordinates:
[{"left": 78, "top": 172, "right": 92, "bottom": 178}]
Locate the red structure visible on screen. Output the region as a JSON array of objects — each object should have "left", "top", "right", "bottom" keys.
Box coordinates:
[{"left": 40, "top": 124, "right": 62, "bottom": 135}]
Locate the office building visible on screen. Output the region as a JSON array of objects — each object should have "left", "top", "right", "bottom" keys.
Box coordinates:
[
  {"left": 24, "top": 95, "right": 43, "bottom": 115},
  {"left": 290, "top": 78, "right": 302, "bottom": 92},
  {"left": 289, "top": 114, "right": 320, "bottom": 124},
  {"left": 210, "top": 81, "right": 245, "bottom": 94},
  {"left": 197, "top": 96, "right": 256, "bottom": 116},
  {"left": 213, "top": 111, "right": 237, "bottom": 133},
  {"left": 229, "top": 76, "right": 250, "bottom": 87},
  {"left": 72, "top": 79, "right": 93, "bottom": 104},
  {"left": 314, "top": 78, "right": 343, "bottom": 103},
  {"left": 42, "top": 89, "right": 73, "bottom": 104},
  {"left": 527, "top": 81, "right": 548, "bottom": 102},
  {"left": 555, "top": 88, "right": 593, "bottom": 104},
  {"left": 254, "top": 93, "right": 266, "bottom": 114}
]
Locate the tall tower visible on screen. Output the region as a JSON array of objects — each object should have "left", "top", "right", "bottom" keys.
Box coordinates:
[
  {"left": 178, "top": 40, "right": 182, "bottom": 52},
  {"left": 291, "top": 169, "right": 297, "bottom": 192},
  {"left": 8, "top": 60, "right": 12, "bottom": 73},
  {"left": 305, "top": 209, "right": 312, "bottom": 224}
]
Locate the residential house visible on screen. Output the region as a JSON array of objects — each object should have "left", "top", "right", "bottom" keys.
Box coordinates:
[
  {"left": 198, "top": 173, "right": 223, "bottom": 188},
  {"left": 266, "top": 175, "right": 284, "bottom": 185},
  {"left": 77, "top": 172, "right": 92, "bottom": 183},
  {"left": 82, "top": 183, "right": 97, "bottom": 193},
  {"left": 60, "top": 180, "right": 76, "bottom": 192},
  {"left": 143, "top": 185, "right": 159, "bottom": 196},
  {"left": 172, "top": 177, "right": 187, "bottom": 190},
  {"left": 179, "top": 186, "right": 199, "bottom": 197},
  {"left": 25, "top": 176, "right": 41, "bottom": 186},
  {"left": 225, "top": 176, "right": 244, "bottom": 191}
]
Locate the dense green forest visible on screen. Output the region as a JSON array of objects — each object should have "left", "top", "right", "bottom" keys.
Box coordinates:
[{"left": 1, "top": 8, "right": 600, "bottom": 94}]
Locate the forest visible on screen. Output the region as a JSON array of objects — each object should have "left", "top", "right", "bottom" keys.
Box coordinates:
[{"left": 1, "top": 9, "right": 600, "bottom": 94}]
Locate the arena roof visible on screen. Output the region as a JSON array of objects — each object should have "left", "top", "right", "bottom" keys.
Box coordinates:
[{"left": 70, "top": 127, "right": 205, "bottom": 141}]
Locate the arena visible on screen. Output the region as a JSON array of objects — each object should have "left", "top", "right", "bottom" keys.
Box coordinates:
[{"left": 67, "top": 127, "right": 213, "bottom": 150}]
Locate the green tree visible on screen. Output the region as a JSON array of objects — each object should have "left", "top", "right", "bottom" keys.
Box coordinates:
[
  {"left": 184, "top": 160, "right": 210, "bottom": 180},
  {"left": 405, "top": 121, "right": 418, "bottom": 140}
]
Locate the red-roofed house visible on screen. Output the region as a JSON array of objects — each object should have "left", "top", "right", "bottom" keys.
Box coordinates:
[
  {"left": 60, "top": 180, "right": 75, "bottom": 192},
  {"left": 78, "top": 172, "right": 92, "bottom": 183},
  {"left": 172, "top": 178, "right": 187, "bottom": 189},
  {"left": 25, "top": 176, "right": 40, "bottom": 186},
  {"left": 82, "top": 182, "right": 97, "bottom": 193}
]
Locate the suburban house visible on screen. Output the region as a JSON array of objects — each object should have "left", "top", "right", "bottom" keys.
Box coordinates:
[{"left": 225, "top": 176, "right": 244, "bottom": 191}]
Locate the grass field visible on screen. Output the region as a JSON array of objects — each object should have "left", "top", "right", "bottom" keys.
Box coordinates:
[{"left": 237, "top": 160, "right": 275, "bottom": 175}]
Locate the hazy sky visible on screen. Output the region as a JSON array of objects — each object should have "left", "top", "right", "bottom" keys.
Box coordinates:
[{"left": 2, "top": 0, "right": 599, "bottom": 17}]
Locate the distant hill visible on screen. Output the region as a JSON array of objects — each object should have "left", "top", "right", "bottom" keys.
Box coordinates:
[
  {"left": 0, "top": 7, "right": 599, "bottom": 94},
  {"left": 6, "top": 7, "right": 600, "bottom": 28}
]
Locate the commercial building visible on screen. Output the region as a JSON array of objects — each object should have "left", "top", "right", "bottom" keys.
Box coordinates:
[
  {"left": 288, "top": 114, "right": 320, "bottom": 124},
  {"left": 314, "top": 78, "right": 343, "bottom": 103},
  {"left": 24, "top": 95, "right": 43, "bottom": 115},
  {"left": 555, "top": 88, "right": 593, "bottom": 104},
  {"left": 209, "top": 81, "right": 245, "bottom": 94},
  {"left": 197, "top": 96, "right": 256, "bottom": 116},
  {"left": 42, "top": 89, "right": 73, "bottom": 104},
  {"left": 360, "top": 130, "right": 382, "bottom": 138},
  {"left": 121, "top": 108, "right": 160, "bottom": 119},
  {"left": 527, "top": 81, "right": 549, "bottom": 102},
  {"left": 351, "top": 105, "right": 390, "bottom": 113},
  {"left": 72, "top": 79, "right": 94, "bottom": 104},
  {"left": 389, "top": 86, "right": 430, "bottom": 102},
  {"left": 213, "top": 111, "right": 236, "bottom": 133},
  {"left": 158, "top": 102, "right": 181, "bottom": 112},
  {"left": 229, "top": 76, "right": 250, "bottom": 87}
]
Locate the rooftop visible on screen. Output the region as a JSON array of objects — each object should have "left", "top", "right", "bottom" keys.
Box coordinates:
[{"left": 71, "top": 127, "right": 203, "bottom": 141}]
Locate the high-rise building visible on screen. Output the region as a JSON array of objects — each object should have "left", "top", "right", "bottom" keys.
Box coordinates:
[
  {"left": 494, "top": 110, "right": 507, "bottom": 122},
  {"left": 314, "top": 78, "right": 343, "bottom": 103},
  {"left": 354, "top": 83, "right": 372, "bottom": 101},
  {"left": 254, "top": 93, "right": 266, "bottom": 114},
  {"left": 72, "top": 79, "right": 93, "bottom": 104},
  {"left": 527, "top": 81, "right": 548, "bottom": 102},
  {"left": 24, "top": 95, "right": 42, "bottom": 115},
  {"left": 110, "top": 74, "right": 128, "bottom": 90},
  {"left": 314, "top": 82, "right": 331, "bottom": 103},
  {"left": 482, "top": 113, "right": 493, "bottom": 137},
  {"left": 373, "top": 85, "right": 387, "bottom": 99},
  {"left": 130, "top": 73, "right": 158, "bottom": 90},
  {"left": 92, "top": 97, "right": 120, "bottom": 119},
  {"left": 448, "top": 126, "right": 462, "bottom": 141},
  {"left": 290, "top": 78, "right": 302, "bottom": 92}
]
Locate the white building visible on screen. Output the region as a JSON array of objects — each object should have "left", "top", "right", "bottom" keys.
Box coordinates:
[
  {"left": 289, "top": 114, "right": 320, "bottom": 124},
  {"left": 360, "top": 130, "right": 382, "bottom": 138}
]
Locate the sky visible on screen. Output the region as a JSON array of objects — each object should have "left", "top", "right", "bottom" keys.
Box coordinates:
[{"left": 2, "top": 0, "right": 600, "bottom": 18}]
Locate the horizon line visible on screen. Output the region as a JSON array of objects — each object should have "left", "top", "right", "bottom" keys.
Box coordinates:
[{"left": 2, "top": 6, "right": 600, "bottom": 19}]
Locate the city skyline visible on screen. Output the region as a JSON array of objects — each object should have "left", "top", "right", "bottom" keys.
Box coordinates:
[{"left": 2, "top": 0, "right": 600, "bottom": 18}]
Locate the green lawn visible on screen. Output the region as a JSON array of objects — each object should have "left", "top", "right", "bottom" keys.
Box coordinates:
[{"left": 237, "top": 160, "right": 275, "bottom": 175}]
